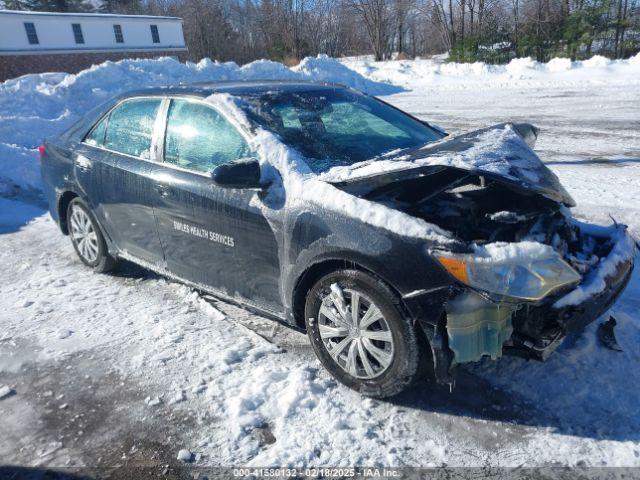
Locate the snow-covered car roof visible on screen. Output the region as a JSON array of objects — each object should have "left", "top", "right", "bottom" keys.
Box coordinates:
[{"left": 121, "top": 80, "right": 349, "bottom": 100}]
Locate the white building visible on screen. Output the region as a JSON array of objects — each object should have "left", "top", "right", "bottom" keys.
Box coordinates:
[{"left": 0, "top": 10, "right": 187, "bottom": 80}]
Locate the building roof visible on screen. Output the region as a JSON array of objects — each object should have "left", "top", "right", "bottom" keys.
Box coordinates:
[
  {"left": 0, "top": 8, "right": 187, "bottom": 55},
  {"left": 0, "top": 9, "right": 183, "bottom": 21}
]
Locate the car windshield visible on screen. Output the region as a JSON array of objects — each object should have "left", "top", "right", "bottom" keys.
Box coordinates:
[{"left": 239, "top": 88, "right": 443, "bottom": 173}]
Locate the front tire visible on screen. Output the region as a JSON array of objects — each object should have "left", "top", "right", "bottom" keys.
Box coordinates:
[
  {"left": 67, "top": 198, "right": 117, "bottom": 273},
  {"left": 304, "top": 269, "right": 420, "bottom": 398}
]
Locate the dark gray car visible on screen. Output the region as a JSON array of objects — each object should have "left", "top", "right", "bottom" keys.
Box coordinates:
[{"left": 40, "top": 82, "right": 635, "bottom": 397}]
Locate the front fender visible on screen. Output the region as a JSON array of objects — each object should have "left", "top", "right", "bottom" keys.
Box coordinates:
[{"left": 284, "top": 209, "right": 455, "bottom": 324}]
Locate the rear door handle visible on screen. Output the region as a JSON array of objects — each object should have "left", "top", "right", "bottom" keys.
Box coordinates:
[{"left": 76, "top": 155, "right": 92, "bottom": 172}]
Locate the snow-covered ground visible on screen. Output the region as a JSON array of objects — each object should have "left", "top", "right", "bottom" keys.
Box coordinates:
[{"left": 1, "top": 54, "right": 639, "bottom": 473}]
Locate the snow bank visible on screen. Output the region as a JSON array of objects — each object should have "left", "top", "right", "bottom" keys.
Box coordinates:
[
  {"left": 342, "top": 53, "right": 640, "bottom": 91},
  {"left": 0, "top": 55, "right": 400, "bottom": 193}
]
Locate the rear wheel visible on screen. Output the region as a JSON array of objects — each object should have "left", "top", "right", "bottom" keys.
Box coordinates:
[
  {"left": 67, "top": 198, "right": 117, "bottom": 273},
  {"left": 304, "top": 269, "right": 420, "bottom": 398}
]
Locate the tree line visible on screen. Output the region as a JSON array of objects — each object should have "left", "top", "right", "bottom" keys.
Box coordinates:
[{"left": 5, "top": 0, "right": 639, "bottom": 63}]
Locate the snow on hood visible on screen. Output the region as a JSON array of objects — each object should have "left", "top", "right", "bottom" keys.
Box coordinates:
[{"left": 320, "top": 123, "right": 576, "bottom": 207}]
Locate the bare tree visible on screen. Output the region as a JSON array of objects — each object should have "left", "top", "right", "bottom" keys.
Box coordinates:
[
  {"left": 21, "top": 0, "right": 638, "bottom": 64},
  {"left": 346, "top": 0, "right": 395, "bottom": 60}
]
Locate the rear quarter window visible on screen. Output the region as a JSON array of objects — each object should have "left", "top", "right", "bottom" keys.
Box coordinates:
[{"left": 84, "top": 115, "right": 108, "bottom": 146}]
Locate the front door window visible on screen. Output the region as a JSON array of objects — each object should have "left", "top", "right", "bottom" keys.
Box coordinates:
[{"left": 164, "top": 99, "right": 253, "bottom": 173}]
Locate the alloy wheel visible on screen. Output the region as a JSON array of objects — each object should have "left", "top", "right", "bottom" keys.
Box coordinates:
[
  {"left": 318, "top": 284, "right": 395, "bottom": 379},
  {"left": 69, "top": 204, "right": 99, "bottom": 264}
]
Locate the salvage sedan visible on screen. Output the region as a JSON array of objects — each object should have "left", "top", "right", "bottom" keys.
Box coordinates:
[{"left": 40, "top": 82, "right": 636, "bottom": 397}]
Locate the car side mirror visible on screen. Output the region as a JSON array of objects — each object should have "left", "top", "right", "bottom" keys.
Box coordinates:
[
  {"left": 212, "top": 158, "right": 264, "bottom": 189},
  {"left": 512, "top": 123, "right": 539, "bottom": 148}
]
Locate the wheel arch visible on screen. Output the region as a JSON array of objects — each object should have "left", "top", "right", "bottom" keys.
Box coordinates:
[
  {"left": 291, "top": 257, "right": 413, "bottom": 331},
  {"left": 57, "top": 190, "right": 80, "bottom": 235}
]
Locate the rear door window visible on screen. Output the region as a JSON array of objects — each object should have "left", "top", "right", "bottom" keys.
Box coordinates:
[
  {"left": 102, "top": 98, "right": 161, "bottom": 159},
  {"left": 163, "top": 99, "right": 252, "bottom": 173}
]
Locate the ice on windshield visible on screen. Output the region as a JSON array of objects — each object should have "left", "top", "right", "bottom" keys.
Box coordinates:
[{"left": 238, "top": 88, "right": 444, "bottom": 173}]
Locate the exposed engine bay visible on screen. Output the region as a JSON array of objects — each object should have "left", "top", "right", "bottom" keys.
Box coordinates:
[{"left": 364, "top": 167, "right": 613, "bottom": 275}]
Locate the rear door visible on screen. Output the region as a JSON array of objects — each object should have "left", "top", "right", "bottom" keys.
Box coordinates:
[
  {"left": 78, "top": 97, "right": 165, "bottom": 265},
  {"left": 152, "top": 98, "right": 282, "bottom": 312}
]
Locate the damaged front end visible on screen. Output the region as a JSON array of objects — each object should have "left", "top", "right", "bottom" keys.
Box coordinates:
[
  {"left": 328, "top": 123, "right": 636, "bottom": 377},
  {"left": 434, "top": 220, "right": 635, "bottom": 364},
  {"left": 426, "top": 181, "right": 636, "bottom": 367},
  {"left": 424, "top": 180, "right": 635, "bottom": 367}
]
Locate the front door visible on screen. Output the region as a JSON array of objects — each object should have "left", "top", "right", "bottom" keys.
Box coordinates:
[{"left": 152, "top": 98, "right": 282, "bottom": 312}]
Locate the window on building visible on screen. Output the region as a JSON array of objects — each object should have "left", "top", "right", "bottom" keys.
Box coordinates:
[
  {"left": 150, "top": 24, "right": 160, "bottom": 43},
  {"left": 72, "top": 23, "right": 84, "bottom": 44},
  {"left": 24, "top": 22, "right": 39, "bottom": 45},
  {"left": 113, "top": 24, "right": 124, "bottom": 43}
]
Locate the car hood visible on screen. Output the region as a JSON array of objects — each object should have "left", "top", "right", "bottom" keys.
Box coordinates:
[{"left": 321, "top": 123, "right": 576, "bottom": 207}]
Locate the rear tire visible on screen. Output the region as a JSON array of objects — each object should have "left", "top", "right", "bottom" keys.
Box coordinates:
[
  {"left": 67, "top": 198, "right": 118, "bottom": 273},
  {"left": 304, "top": 269, "right": 420, "bottom": 398}
]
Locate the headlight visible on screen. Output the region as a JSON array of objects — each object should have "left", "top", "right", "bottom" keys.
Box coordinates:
[{"left": 434, "top": 251, "right": 581, "bottom": 301}]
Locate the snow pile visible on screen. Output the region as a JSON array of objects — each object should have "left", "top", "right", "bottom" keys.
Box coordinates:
[
  {"left": 0, "top": 55, "right": 400, "bottom": 194},
  {"left": 471, "top": 241, "right": 556, "bottom": 263},
  {"left": 176, "top": 449, "right": 193, "bottom": 462},
  {"left": 0, "top": 385, "right": 14, "bottom": 399},
  {"left": 293, "top": 55, "right": 402, "bottom": 94},
  {"left": 342, "top": 53, "right": 640, "bottom": 91}
]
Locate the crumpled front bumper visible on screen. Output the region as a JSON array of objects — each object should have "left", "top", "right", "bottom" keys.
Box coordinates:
[
  {"left": 506, "top": 225, "right": 636, "bottom": 359},
  {"left": 555, "top": 252, "right": 634, "bottom": 332},
  {"left": 552, "top": 224, "right": 636, "bottom": 330}
]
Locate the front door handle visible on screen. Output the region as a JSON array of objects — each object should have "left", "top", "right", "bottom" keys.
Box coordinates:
[{"left": 155, "top": 185, "right": 173, "bottom": 198}]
